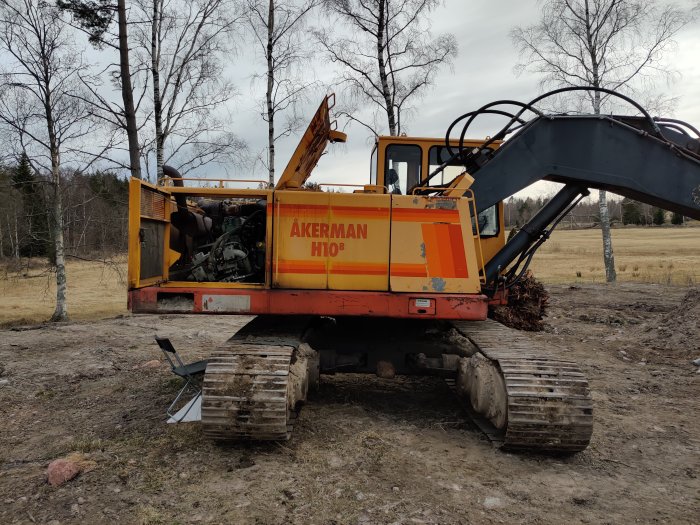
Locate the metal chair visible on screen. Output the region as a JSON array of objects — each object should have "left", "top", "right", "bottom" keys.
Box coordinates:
[{"left": 155, "top": 336, "right": 208, "bottom": 422}]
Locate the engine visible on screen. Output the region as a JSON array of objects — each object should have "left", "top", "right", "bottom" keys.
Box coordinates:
[{"left": 168, "top": 198, "right": 267, "bottom": 283}]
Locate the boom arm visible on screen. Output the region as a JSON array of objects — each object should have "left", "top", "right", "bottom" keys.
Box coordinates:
[{"left": 469, "top": 115, "right": 700, "bottom": 220}]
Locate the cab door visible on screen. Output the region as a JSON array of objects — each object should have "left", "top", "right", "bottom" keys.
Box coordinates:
[{"left": 128, "top": 178, "right": 172, "bottom": 288}]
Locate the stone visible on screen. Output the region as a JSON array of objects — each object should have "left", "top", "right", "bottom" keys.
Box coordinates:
[
  {"left": 692, "top": 358, "right": 700, "bottom": 367},
  {"left": 140, "top": 360, "right": 161, "bottom": 369},
  {"left": 376, "top": 360, "right": 396, "bottom": 379},
  {"left": 77, "top": 497, "right": 85, "bottom": 505},
  {"left": 392, "top": 486, "right": 400, "bottom": 493},
  {"left": 571, "top": 489, "right": 595, "bottom": 505},
  {"left": 483, "top": 497, "right": 504, "bottom": 509},
  {"left": 47, "top": 459, "right": 81, "bottom": 486},
  {"left": 236, "top": 456, "right": 255, "bottom": 469},
  {"left": 327, "top": 454, "right": 343, "bottom": 468},
  {"left": 355, "top": 491, "right": 366, "bottom": 501}
]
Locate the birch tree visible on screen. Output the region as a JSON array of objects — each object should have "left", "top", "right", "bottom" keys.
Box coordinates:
[
  {"left": 0, "top": 0, "right": 96, "bottom": 320},
  {"left": 136, "top": 0, "right": 245, "bottom": 181},
  {"left": 57, "top": 0, "right": 144, "bottom": 180},
  {"left": 316, "top": 0, "right": 456, "bottom": 136},
  {"left": 245, "top": 0, "right": 319, "bottom": 186},
  {"left": 511, "top": 0, "right": 689, "bottom": 283}
]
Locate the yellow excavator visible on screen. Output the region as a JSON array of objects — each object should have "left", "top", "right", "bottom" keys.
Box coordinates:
[{"left": 128, "top": 88, "right": 700, "bottom": 452}]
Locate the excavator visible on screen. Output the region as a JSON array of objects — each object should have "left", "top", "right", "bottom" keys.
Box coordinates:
[{"left": 128, "top": 88, "right": 700, "bottom": 453}]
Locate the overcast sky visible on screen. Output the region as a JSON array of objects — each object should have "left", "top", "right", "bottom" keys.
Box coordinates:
[
  {"left": 225, "top": 0, "right": 700, "bottom": 197},
  {"left": 56, "top": 1, "right": 699, "bottom": 194}
]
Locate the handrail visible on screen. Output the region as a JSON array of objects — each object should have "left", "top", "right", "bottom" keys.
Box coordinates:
[
  {"left": 159, "top": 177, "right": 268, "bottom": 188},
  {"left": 316, "top": 182, "right": 365, "bottom": 188}
]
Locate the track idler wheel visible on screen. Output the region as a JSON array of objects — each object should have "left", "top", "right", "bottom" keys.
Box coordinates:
[{"left": 458, "top": 354, "right": 507, "bottom": 430}]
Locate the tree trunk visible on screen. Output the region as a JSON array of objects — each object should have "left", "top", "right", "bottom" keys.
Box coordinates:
[
  {"left": 118, "top": 0, "right": 142, "bottom": 180},
  {"left": 152, "top": 0, "right": 164, "bottom": 182},
  {"left": 13, "top": 214, "right": 19, "bottom": 259},
  {"left": 6, "top": 215, "right": 14, "bottom": 258},
  {"left": 594, "top": 100, "right": 616, "bottom": 282},
  {"left": 50, "top": 176, "right": 68, "bottom": 321},
  {"left": 585, "top": 3, "right": 616, "bottom": 283},
  {"left": 45, "top": 87, "right": 68, "bottom": 320},
  {"left": 376, "top": 0, "right": 396, "bottom": 135},
  {"left": 596, "top": 88, "right": 616, "bottom": 282},
  {"left": 266, "top": 0, "right": 275, "bottom": 187},
  {"left": 598, "top": 189, "right": 616, "bottom": 282}
]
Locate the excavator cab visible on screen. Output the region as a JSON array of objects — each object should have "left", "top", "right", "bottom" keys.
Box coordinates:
[{"left": 368, "top": 135, "right": 506, "bottom": 263}]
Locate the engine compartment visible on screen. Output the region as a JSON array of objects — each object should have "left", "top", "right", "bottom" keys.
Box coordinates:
[{"left": 168, "top": 196, "right": 267, "bottom": 284}]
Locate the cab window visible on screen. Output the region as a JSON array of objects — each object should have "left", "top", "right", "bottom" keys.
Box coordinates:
[
  {"left": 385, "top": 144, "right": 421, "bottom": 194},
  {"left": 428, "top": 145, "right": 465, "bottom": 186},
  {"left": 473, "top": 206, "right": 499, "bottom": 237},
  {"left": 428, "top": 145, "right": 499, "bottom": 237}
]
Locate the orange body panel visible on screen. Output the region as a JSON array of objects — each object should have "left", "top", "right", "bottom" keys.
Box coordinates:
[
  {"left": 272, "top": 191, "right": 392, "bottom": 290},
  {"left": 129, "top": 287, "right": 488, "bottom": 320},
  {"left": 389, "top": 195, "right": 482, "bottom": 293}
]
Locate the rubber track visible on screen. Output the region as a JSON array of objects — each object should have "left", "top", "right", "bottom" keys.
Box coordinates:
[
  {"left": 201, "top": 344, "right": 296, "bottom": 441},
  {"left": 453, "top": 319, "right": 593, "bottom": 452}
]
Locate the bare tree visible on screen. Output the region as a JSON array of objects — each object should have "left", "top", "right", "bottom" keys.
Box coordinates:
[
  {"left": 134, "top": 0, "right": 245, "bottom": 181},
  {"left": 57, "top": 0, "right": 144, "bottom": 180},
  {"left": 512, "top": 0, "right": 689, "bottom": 283},
  {"left": 0, "top": 0, "right": 99, "bottom": 320},
  {"left": 316, "top": 0, "right": 456, "bottom": 137},
  {"left": 245, "top": 0, "right": 319, "bottom": 185}
]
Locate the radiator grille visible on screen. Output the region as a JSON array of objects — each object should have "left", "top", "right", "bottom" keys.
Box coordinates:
[{"left": 140, "top": 187, "right": 166, "bottom": 220}]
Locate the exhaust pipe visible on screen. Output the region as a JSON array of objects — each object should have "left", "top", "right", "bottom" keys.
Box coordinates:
[{"left": 163, "top": 165, "right": 188, "bottom": 215}]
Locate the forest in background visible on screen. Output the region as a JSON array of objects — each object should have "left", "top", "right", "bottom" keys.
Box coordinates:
[
  {"left": 0, "top": 157, "right": 127, "bottom": 261},
  {"left": 0, "top": 159, "right": 691, "bottom": 262}
]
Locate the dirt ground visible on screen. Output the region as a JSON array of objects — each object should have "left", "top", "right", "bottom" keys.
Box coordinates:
[{"left": 0, "top": 283, "right": 698, "bottom": 524}]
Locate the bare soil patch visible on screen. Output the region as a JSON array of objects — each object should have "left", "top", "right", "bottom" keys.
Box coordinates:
[{"left": 0, "top": 283, "right": 698, "bottom": 524}]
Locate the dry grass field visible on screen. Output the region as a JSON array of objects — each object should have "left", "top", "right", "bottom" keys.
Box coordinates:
[
  {"left": 0, "top": 225, "right": 698, "bottom": 324},
  {"left": 0, "top": 257, "right": 127, "bottom": 325},
  {"left": 529, "top": 225, "right": 700, "bottom": 285}
]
